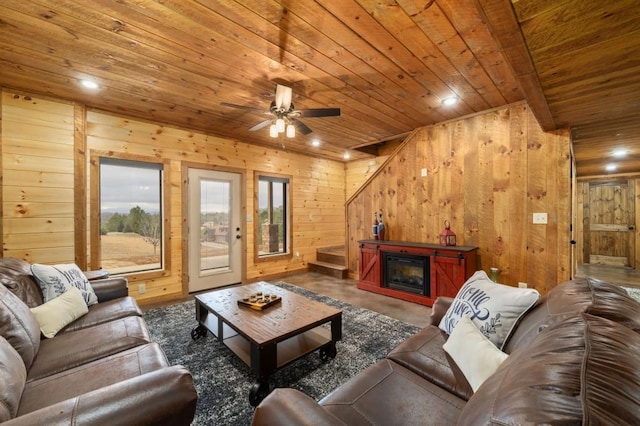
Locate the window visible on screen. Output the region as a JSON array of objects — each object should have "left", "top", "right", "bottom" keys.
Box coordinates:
[
  {"left": 255, "top": 172, "right": 291, "bottom": 260},
  {"left": 91, "top": 155, "right": 169, "bottom": 277}
]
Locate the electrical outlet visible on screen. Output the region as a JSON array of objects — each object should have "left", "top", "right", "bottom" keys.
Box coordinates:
[
  {"left": 518, "top": 282, "right": 528, "bottom": 288},
  {"left": 421, "top": 168, "right": 428, "bottom": 177},
  {"left": 532, "top": 213, "right": 548, "bottom": 224},
  {"left": 295, "top": 251, "right": 300, "bottom": 260},
  {"left": 138, "top": 284, "right": 146, "bottom": 294}
]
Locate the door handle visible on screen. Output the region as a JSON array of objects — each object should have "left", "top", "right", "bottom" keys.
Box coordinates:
[{"left": 236, "top": 235, "right": 241, "bottom": 239}]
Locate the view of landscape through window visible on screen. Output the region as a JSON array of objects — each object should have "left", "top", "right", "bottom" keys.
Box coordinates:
[
  {"left": 100, "top": 160, "right": 163, "bottom": 274},
  {"left": 257, "top": 176, "right": 287, "bottom": 256}
]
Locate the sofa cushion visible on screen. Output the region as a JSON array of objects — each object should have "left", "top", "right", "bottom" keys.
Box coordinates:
[
  {"left": 319, "top": 359, "right": 466, "bottom": 426},
  {"left": 387, "top": 325, "right": 474, "bottom": 400},
  {"left": 31, "top": 263, "right": 98, "bottom": 306},
  {"left": 458, "top": 313, "right": 640, "bottom": 425},
  {"left": 30, "top": 287, "right": 88, "bottom": 338},
  {"left": 57, "top": 296, "right": 143, "bottom": 334},
  {"left": 18, "top": 342, "right": 169, "bottom": 416},
  {"left": 0, "top": 336, "right": 27, "bottom": 422},
  {"left": 443, "top": 316, "right": 508, "bottom": 392},
  {"left": 27, "top": 315, "right": 151, "bottom": 382},
  {"left": 503, "top": 277, "right": 640, "bottom": 354},
  {"left": 0, "top": 283, "right": 41, "bottom": 369},
  {"left": 0, "top": 257, "right": 44, "bottom": 307},
  {"left": 438, "top": 270, "right": 540, "bottom": 349}
]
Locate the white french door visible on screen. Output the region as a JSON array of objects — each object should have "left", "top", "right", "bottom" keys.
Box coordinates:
[{"left": 188, "top": 168, "right": 243, "bottom": 292}]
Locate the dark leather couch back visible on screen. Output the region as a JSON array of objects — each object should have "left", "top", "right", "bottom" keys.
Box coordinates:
[
  {"left": 0, "top": 257, "right": 44, "bottom": 308},
  {"left": 503, "top": 277, "right": 640, "bottom": 353},
  {"left": 458, "top": 313, "right": 640, "bottom": 425}
]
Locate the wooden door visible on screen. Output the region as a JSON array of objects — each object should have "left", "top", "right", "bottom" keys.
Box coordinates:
[{"left": 583, "top": 181, "right": 636, "bottom": 267}]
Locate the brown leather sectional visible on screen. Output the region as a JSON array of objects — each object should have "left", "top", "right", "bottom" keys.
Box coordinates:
[
  {"left": 252, "top": 277, "right": 640, "bottom": 425},
  {"left": 0, "top": 257, "right": 197, "bottom": 425}
]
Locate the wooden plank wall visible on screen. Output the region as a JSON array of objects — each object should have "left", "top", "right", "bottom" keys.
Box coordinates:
[
  {"left": 346, "top": 103, "right": 572, "bottom": 294},
  {"left": 1, "top": 89, "right": 346, "bottom": 304},
  {"left": 2, "top": 92, "right": 76, "bottom": 262}
]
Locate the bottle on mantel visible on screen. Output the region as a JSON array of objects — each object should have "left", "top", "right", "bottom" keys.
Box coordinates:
[
  {"left": 373, "top": 211, "right": 379, "bottom": 240},
  {"left": 377, "top": 212, "right": 386, "bottom": 241}
]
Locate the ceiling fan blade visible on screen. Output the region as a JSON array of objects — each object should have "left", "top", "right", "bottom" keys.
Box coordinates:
[
  {"left": 275, "top": 84, "right": 292, "bottom": 111},
  {"left": 293, "top": 120, "right": 313, "bottom": 135},
  {"left": 220, "top": 102, "right": 271, "bottom": 115},
  {"left": 248, "top": 120, "right": 273, "bottom": 131},
  {"left": 295, "top": 108, "right": 341, "bottom": 118}
]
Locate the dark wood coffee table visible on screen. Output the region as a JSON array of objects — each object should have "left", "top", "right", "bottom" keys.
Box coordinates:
[{"left": 191, "top": 281, "right": 342, "bottom": 406}]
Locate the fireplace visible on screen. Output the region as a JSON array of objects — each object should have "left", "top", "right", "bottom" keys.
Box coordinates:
[{"left": 383, "top": 252, "right": 430, "bottom": 297}]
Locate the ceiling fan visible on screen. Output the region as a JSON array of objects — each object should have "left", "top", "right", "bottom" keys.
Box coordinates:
[{"left": 220, "top": 84, "right": 340, "bottom": 138}]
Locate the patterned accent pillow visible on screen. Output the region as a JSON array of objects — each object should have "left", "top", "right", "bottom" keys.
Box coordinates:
[
  {"left": 31, "top": 263, "right": 98, "bottom": 306},
  {"left": 439, "top": 270, "right": 540, "bottom": 349}
]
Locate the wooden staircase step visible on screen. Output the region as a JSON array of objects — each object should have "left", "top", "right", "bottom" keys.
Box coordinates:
[
  {"left": 308, "top": 260, "right": 348, "bottom": 279},
  {"left": 317, "top": 249, "right": 346, "bottom": 265}
]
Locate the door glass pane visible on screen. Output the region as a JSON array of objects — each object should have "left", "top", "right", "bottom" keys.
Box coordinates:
[{"left": 200, "top": 179, "right": 230, "bottom": 272}]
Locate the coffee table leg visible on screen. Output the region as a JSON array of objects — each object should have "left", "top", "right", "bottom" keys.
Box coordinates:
[
  {"left": 190, "top": 324, "right": 208, "bottom": 340},
  {"left": 249, "top": 380, "right": 271, "bottom": 407},
  {"left": 319, "top": 342, "right": 337, "bottom": 362}
]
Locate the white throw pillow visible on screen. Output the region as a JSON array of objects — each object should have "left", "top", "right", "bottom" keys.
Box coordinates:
[
  {"left": 443, "top": 316, "right": 508, "bottom": 392},
  {"left": 30, "top": 287, "right": 89, "bottom": 338},
  {"left": 438, "top": 270, "right": 540, "bottom": 349},
  {"left": 31, "top": 263, "right": 98, "bottom": 306}
]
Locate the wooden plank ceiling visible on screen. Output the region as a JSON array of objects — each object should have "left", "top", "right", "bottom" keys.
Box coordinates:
[{"left": 0, "top": 0, "right": 638, "bottom": 176}]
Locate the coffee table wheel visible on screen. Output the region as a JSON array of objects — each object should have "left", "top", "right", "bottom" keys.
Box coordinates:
[
  {"left": 191, "top": 324, "right": 208, "bottom": 340},
  {"left": 319, "top": 342, "right": 337, "bottom": 362},
  {"left": 249, "top": 381, "right": 271, "bottom": 407}
]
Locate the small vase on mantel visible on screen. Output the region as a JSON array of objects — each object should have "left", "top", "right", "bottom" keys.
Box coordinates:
[
  {"left": 372, "top": 211, "right": 379, "bottom": 240},
  {"left": 377, "top": 212, "right": 386, "bottom": 241}
]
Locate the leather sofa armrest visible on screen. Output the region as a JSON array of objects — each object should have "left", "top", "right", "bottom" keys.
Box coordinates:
[
  {"left": 4, "top": 366, "right": 197, "bottom": 426},
  {"left": 90, "top": 277, "right": 129, "bottom": 302},
  {"left": 430, "top": 296, "right": 454, "bottom": 326},
  {"left": 252, "top": 388, "right": 346, "bottom": 426}
]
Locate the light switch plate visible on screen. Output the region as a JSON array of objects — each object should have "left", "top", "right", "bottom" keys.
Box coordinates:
[{"left": 532, "top": 213, "right": 548, "bottom": 224}]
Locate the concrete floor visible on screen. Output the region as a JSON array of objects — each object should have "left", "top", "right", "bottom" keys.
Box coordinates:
[{"left": 282, "top": 271, "right": 432, "bottom": 328}]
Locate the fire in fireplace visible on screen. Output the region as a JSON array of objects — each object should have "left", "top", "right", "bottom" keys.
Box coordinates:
[{"left": 383, "top": 252, "right": 430, "bottom": 296}]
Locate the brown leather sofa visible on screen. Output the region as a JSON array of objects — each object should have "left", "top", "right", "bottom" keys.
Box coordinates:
[
  {"left": 252, "top": 277, "right": 640, "bottom": 425},
  {"left": 0, "top": 257, "right": 197, "bottom": 425}
]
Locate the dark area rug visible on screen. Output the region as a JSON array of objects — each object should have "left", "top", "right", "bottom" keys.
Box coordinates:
[{"left": 143, "top": 282, "right": 421, "bottom": 425}]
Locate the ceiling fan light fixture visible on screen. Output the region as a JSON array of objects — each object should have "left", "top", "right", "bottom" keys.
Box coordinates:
[
  {"left": 286, "top": 123, "right": 296, "bottom": 138},
  {"left": 269, "top": 123, "right": 278, "bottom": 138},
  {"left": 276, "top": 118, "right": 285, "bottom": 133}
]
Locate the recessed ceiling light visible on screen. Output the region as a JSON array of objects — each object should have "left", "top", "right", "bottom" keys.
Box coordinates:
[
  {"left": 441, "top": 96, "right": 458, "bottom": 106},
  {"left": 343, "top": 152, "right": 351, "bottom": 160},
  {"left": 612, "top": 149, "right": 628, "bottom": 157},
  {"left": 605, "top": 164, "right": 617, "bottom": 171},
  {"left": 311, "top": 139, "right": 321, "bottom": 147},
  {"left": 79, "top": 79, "right": 99, "bottom": 89}
]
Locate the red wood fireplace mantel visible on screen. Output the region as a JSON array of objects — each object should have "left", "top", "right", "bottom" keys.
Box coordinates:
[{"left": 357, "top": 240, "right": 478, "bottom": 307}]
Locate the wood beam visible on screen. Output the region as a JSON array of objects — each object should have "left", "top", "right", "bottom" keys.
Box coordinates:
[{"left": 474, "top": 0, "right": 555, "bottom": 131}]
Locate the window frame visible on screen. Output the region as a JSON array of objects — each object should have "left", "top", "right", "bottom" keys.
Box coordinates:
[
  {"left": 90, "top": 151, "right": 171, "bottom": 280},
  {"left": 254, "top": 171, "right": 292, "bottom": 263}
]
